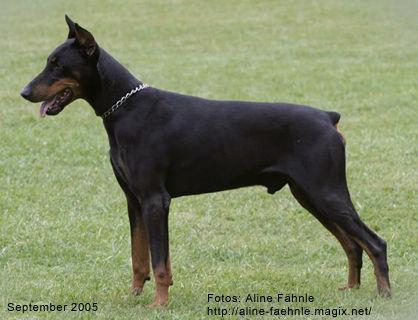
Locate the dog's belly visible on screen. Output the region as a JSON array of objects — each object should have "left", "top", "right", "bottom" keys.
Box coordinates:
[
  {"left": 166, "top": 169, "right": 256, "bottom": 196},
  {"left": 165, "top": 157, "right": 289, "bottom": 197}
]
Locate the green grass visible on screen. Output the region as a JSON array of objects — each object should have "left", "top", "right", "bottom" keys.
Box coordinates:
[{"left": 1, "top": 0, "right": 417, "bottom": 319}]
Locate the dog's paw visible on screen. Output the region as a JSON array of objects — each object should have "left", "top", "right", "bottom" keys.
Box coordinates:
[
  {"left": 378, "top": 287, "right": 391, "bottom": 298},
  {"left": 131, "top": 276, "right": 150, "bottom": 296},
  {"left": 132, "top": 286, "right": 143, "bottom": 296},
  {"left": 147, "top": 299, "right": 168, "bottom": 308},
  {"left": 338, "top": 285, "right": 350, "bottom": 291},
  {"left": 338, "top": 284, "right": 359, "bottom": 291}
]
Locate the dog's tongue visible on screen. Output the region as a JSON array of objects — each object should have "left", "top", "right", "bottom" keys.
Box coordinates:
[{"left": 39, "top": 97, "right": 55, "bottom": 118}]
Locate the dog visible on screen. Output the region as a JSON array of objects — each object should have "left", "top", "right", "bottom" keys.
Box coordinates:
[{"left": 21, "top": 15, "right": 390, "bottom": 306}]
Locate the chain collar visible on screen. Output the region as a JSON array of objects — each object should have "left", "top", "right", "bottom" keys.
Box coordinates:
[{"left": 100, "top": 83, "right": 149, "bottom": 119}]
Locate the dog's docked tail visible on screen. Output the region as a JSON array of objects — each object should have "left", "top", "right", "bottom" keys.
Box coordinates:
[
  {"left": 327, "top": 111, "right": 345, "bottom": 144},
  {"left": 327, "top": 111, "right": 341, "bottom": 126}
]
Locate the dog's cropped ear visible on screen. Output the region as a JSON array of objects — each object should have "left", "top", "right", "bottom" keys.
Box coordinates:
[
  {"left": 65, "top": 15, "right": 98, "bottom": 58},
  {"left": 65, "top": 14, "right": 76, "bottom": 39},
  {"left": 74, "top": 23, "right": 97, "bottom": 57}
]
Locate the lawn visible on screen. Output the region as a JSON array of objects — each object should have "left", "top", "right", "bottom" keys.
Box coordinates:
[{"left": 0, "top": 0, "right": 417, "bottom": 319}]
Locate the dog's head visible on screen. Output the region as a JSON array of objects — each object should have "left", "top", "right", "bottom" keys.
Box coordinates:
[{"left": 21, "top": 15, "right": 99, "bottom": 117}]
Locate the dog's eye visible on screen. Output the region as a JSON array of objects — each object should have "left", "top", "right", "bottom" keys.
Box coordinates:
[{"left": 49, "top": 57, "right": 62, "bottom": 69}]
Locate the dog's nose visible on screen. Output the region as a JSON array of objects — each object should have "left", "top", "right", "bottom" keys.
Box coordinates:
[{"left": 20, "top": 86, "right": 32, "bottom": 100}]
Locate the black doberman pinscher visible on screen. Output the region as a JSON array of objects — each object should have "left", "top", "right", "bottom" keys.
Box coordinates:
[{"left": 21, "top": 16, "right": 390, "bottom": 306}]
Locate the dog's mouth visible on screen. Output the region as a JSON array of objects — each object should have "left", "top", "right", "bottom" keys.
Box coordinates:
[{"left": 40, "top": 88, "right": 73, "bottom": 117}]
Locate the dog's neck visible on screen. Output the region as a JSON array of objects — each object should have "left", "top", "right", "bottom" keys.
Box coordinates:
[{"left": 88, "top": 48, "right": 142, "bottom": 117}]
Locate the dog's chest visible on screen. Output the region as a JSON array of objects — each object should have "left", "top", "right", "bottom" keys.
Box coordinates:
[{"left": 109, "top": 148, "right": 131, "bottom": 182}]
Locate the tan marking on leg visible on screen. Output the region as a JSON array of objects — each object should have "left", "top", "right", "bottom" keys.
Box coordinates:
[
  {"left": 149, "top": 260, "right": 173, "bottom": 307},
  {"left": 354, "top": 238, "right": 391, "bottom": 297},
  {"left": 131, "top": 221, "right": 150, "bottom": 296},
  {"left": 334, "top": 225, "right": 361, "bottom": 290}
]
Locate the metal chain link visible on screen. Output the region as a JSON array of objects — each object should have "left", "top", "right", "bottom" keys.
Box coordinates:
[{"left": 101, "top": 83, "right": 149, "bottom": 119}]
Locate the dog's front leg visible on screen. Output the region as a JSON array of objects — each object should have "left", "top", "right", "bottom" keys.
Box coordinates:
[
  {"left": 127, "top": 199, "right": 151, "bottom": 296},
  {"left": 141, "top": 191, "right": 173, "bottom": 307},
  {"left": 111, "top": 161, "right": 151, "bottom": 295}
]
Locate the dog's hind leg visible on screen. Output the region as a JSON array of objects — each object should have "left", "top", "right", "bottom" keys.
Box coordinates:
[
  {"left": 289, "top": 184, "right": 363, "bottom": 290},
  {"left": 288, "top": 130, "right": 390, "bottom": 296},
  {"left": 290, "top": 181, "right": 390, "bottom": 296},
  {"left": 319, "top": 192, "right": 390, "bottom": 296},
  {"left": 332, "top": 225, "right": 363, "bottom": 290}
]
